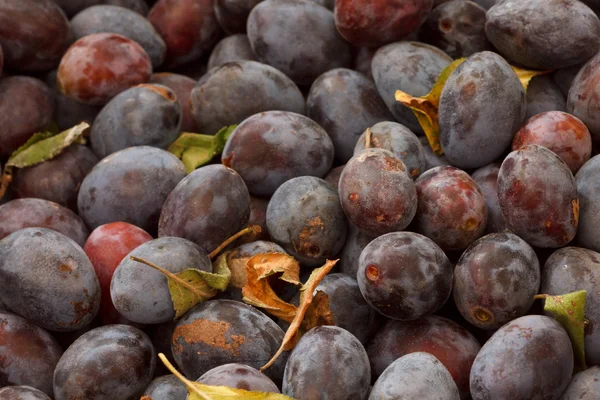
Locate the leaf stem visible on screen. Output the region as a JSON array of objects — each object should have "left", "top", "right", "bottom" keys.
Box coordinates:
[
  {"left": 209, "top": 225, "right": 262, "bottom": 259},
  {"left": 534, "top": 294, "right": 548, "bottom": 300},
  {"left": 0, "top": 166, "right": 13, "bottom": 202},
  {"left": 158, "top": 353, "right": 211, "bottom": 400}
]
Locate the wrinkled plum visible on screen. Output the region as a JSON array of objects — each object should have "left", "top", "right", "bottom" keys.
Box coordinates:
[
  {"left": 53, "top": 325, "right": 155, "bottom": 400},
  {"left": 283, "top": 326, "right": 370, "bottom": 400},
  {"left": 0, "top": 228, "right": 100, "bottom": 331},
  {"left": 0, "top": 76, "right": 54, "bottom": 158},
  {"left": 369, "top": 352, "right": 460, "bottom": 400},
  {"left": 419, "top": 0, "right": 490, "bottom": 58},
  {"left": 266, "top": 176, "right": 347, "bottom": 266},
  {"left": 498, "top": 145, "right": 579, "bottom": 248},
  {"left": 149, "top": 73, "right": 197, "bottom": 132},
  {"left": 372, "top": 42, "right": 452, "bottom": 133},
  {"left": 471, "top": 162, "right": 507, "bottom": 233},
  {"left": 367, "top": 315, "right": 481, "bottom": 399},
  {"left": 414, "top": 166, "right": 488, "bottom": 251},
  {"left": 334, "top": 0, "right": 433, "bottom": 47},
  {"left": 207, "top": 34, "right": 257, "bottom": 69},
  {"left": 247, "top": 0, "right": 352, "bottom": 85},
  {"left": 111, "top": 237, "right": 211, "bottom": 324},
  {"left": 576, "top": 156, "right": 600, "bottom": 252},
  {"left": 197, "top": 364, "right": 280, "bottom": 393},
  {"left": 470, "top": 315, "right": 573, "bottom": 400},
  {"left": 0, "top": 386, "right": 51, "bottom": 400},
  {"left": 143, "top": 375, "right": 187, "bottom": 400},
  {"left": 307, "top": 69, "right": 393, "bottom": 164},
  {"left": 51, "top": 0, "right": 149, "bottom": 17},
  {"left": 148, "top": 0, "right": 222, "bottom": 68},
  {"left": 439, "top": 51, "right": 526, "bottom": 169},
  {"left": 222, "top": 111, "right": 333, "bottom": 197},
  {"left": 0, "top": 199, "right": 89, "bottom": 247},
  {"left": 453, "top": 232, "right": 540, "bottom": 330},
  {"left": 560, "top": 366, "right": 600, "bottom": 400},
  {"left": 420, "top": 135, "right": 450, "bottom": 172},
  {"left": 158, "top": 164, "right": 250, "bottom": 253},
  {"left": 512, "top": 111, "right": 591, "bottom": 174},
  {"left": 540, "top": 247, "right": 600, "bottom": 366},
  {"left": 91, "top": 84, "right": 181, "bottom": 158},
  {"left": 71, "top": 5, "right": 166, "bottom": 68},
  {"left": 568, "top": 52, "right": 600, "bottom": 139},
  {"left": 524, "top": 76, "right": 566, "bottom": 120},
  {"left": 353, "top": 121, "right": 426, "bottom": 178},
  {"left": 172, "top": 299, "right": 287, "bottom": 383},
  {"left": 78, "top": 146, "right": 186, "bottom": 233},
  {"left": 190, "top": 62, "right": 305, "bottom": 135},
  {"left": 57, "top": 33, "right": 152, "bottom": 106},
  {"left": 357, "top": 232, "right": 452, "bottom": 321},
  {"left": 83, "top": 222, "right": 152, "bottom": 325},
  {"left": 0, "top": 312, "right": 62, "bottom": 396},
  {"left": 339, "top": 224, "right": 374, "bottom": 278},
  {"left": 213, "top": 0, "right": 262, "bottom": 34},
  {"left": 485, "top": 0, "right": 600, "bottom": 69},
  {"left": 12, "top": 145, "right": 99, "bottom": 210},
  {"left": 0, "top": 0, "right": 71, "bottom": 71}
]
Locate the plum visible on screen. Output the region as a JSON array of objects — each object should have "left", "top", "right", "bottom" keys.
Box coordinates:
[
  {"left": 524, "top": 76, "right": 566, "bottom": 120},
  {"left": 207, "top": 34, "right": 257, "bottom": 69},
  {"left": 568, "top": 52, "right": 600, "bottom": 139},
  {"left": 197, "top": 364, "right": 280, "bottom": 393},
  {"left": 0, "top": 386, "right": 51, "bottom": 400},
  {"left": 213, "top": 0, "right": 262, "bottom": 34},
  {"left": 143, "top": 375, "right": 187, "bottom": 400},
  {"left": 471, "top": 162, "right": 506, "bottom": 233},
  {"left": 339, "top": 224, "right": 374, "bottom": 278},
  {"left": 560, "top": 367, "right": 600, "bottom": 400},
  {"left": 576, "top": 155, "right": 600, "bottom": 252},
  {"left": 149, "top": 73, "right": 197, "bottom": 132}
]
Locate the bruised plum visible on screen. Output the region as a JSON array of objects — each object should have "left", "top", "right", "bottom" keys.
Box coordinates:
[
  {"left": 334, "top": 0, "right": 433, "bottom": 47},
  {"left": 369, "top": 353, "right": 460, "bottom": 400},
  {"left": 12, "top": 145, "right": 99, "bottom": 210},
  {"left": 353, "top": 121, "right": 426, "bottom": 178},
  {"left": 0, "top": 312, "right": 62, "bottom": 396},
  {"left": 419, "top": 0, "right": 490, "bottom": 58},
  {"left": 158, "top": 164, "right": 250, "bottom": 253},
  {"left": 541, "top": 247, "right": 600, "bottom": 366},
  {"left": 307, "top": 69, "right": 393, "bottom": 164},
  {"left": 247, "top": 0, "right": 352, "bottom": 85},
  {"left": 0, "top": 0, "right": 71, "bottom": 71},
  {"left": 471, "top": 163, "right": 506, "bottom": 233},
  {"left": 143, "top": 375, "right": 187, "bottom": 400},
  {"left": 0, "top": 199, "right": 89, "bottom": 247},
  {"left": 78, "top": 146, "right": 186, "bottom": 233},
  {"left": 372, "top": 42, "right": 452, "bottom": 133},
  {"left": 560, "top": 367, "right": 600, "bottom": 400},
  {"left": 358, "top": 232, "right": 452, "bottom": 321},
  {"left": 470, "top": 315, "right": 574, "bottom": 400},
  {"left": 91, "top": 84, "right": 182, "bottom": 158},
  {"left": 172, "top": 300, "right": 287, "bottom": 383},
  {"left": 213, "top": 0, "right": 262, "bottom": 34},
  {"left": 453, "top": 232, "right": 540, "bottom": 330},
  {"left": 0, "top": 386, "right": 51, "bottom": 400},
  {"left": 111, "top": 237, "right": 211, "bottom": 324},
  {"left": 339, "top": 224, "right": 374, "bottom": 278},
  {"left": 367, "top": 315, "right": 481, "bottom": 399},
  {"left": 282, "top": 326, "right": 370, "bottom": 400},
  {"left": 512, "top": 111, "right": 591, "bottom": 174},
  {"left": 576, "top": 156, "right": 600, "bottom": 252},
  {"left": 339, "top": 149, "right": 417, "bottom": 237},
  {"left": 207, "top": 34, "right": 257, "bottom": 69},
  {"left": 53, "top": 325, "right": 156, "bottom": 400},
  {"left": 190, "top": 61, "right": 305, "bottom": 135},
  {"left": 71, "top": 5, "right": 166, "bottom": 68},
  {"left": 498, "top": 145, "right": 579, "bottom": 248},
  {"left": 414, "top": 166, "right": 488, "bottom": 251},
  {"left": 0, "top": 77, "right": 54, "bottom": 158},
  {"left": 222, "top": 111, "right": 333, "bottom": 197},
  {"left": 568, "top": 53, "right": 600, "bottom": 139},
  {"left": 148, "top": 0, "right": 222, "bottom": 68},
  {"left": 0, "top": 228, "right": 100, "bottom": 331},
  {"left": 149, "top": 73, "right": 197, "bottom": 132},
  {"left": 57, "top": 33, "right": 152, "bottom": 106},
  {"left": 266, "top": 176, "right": 347, "bottom": 266},
  {"left": 524, "top": 76, "right": 566, "bottom": 120},
  {"left": 485, "top": 0, "right": 600, "bottom": 69},
  {"left": 439, "top": 51, "right": 526, "bottom": 169},
  {"left": 197, "top": 364, "right": 280, "bottom": 393}
]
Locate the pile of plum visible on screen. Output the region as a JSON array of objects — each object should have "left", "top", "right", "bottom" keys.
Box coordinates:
[{"left": 2, "top": 0, "right": 600, "bottom": 399}]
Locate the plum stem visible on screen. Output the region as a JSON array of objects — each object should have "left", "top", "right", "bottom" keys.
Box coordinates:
[
  {"left": 364, "top": 128, "right": 372, "bottom": 148},
  {"left": 208, "top": 225, "right": 261, "bottom": 259},
  {"left": 0, "top": 166, "right": 13, "bottom": 202}
]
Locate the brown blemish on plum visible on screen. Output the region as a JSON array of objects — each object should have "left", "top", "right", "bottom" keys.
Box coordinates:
[
  {"left": 349, "top": 193, "right": 359, "bottom": 202},
  {"left": 172, "top": 319, "right": 246, "bottom": 355},
  {"left": 366, "top": 264, "right": 380, "bottom": 282},
  {"left": 59, "top": 264, "right": 72, "bottom": 273},
  {"left": 473, "top": 307, "right": 494, "bottom": 323},
  {"left": 137, "top": 84, "right": 178, "bottom": 102},
  {"left": 70, "top": 298, "right": 94, "bottom": 326},
  {"left": 572, "top": 198, "right": 580, "bottom": 227}
]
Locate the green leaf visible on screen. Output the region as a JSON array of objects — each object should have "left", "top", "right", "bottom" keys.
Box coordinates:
[
  {"left": 537, "top": 290, "right": 587, "bottom": 370},
  {"left": 129, "top": 256, "right": 231, "bottom": 319},
  {"left": 168, "top": 125, "right": 237, "bottom": 174},
  {"left": 7, "top": 122, "right": 90, "bottom": 168}
]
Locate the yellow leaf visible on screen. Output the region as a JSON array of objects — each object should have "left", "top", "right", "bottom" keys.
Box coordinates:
[
  {"left": 158, "top": 353, "right": 295, "bottom": 400},
  {"left": 511, "top": 66, "right": 552, "bottom": 90},
  {"left": 129, "top": 256, "right": 230, "bottom": 319},
  {"left": 261, "top": 259, "right": 338, "bottom": 372}
]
